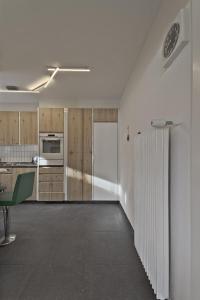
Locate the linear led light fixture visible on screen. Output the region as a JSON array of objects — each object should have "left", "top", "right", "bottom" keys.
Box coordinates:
[
  {"left": 47, "top": 67, "right": 91, "bottom": 72},
  {"left": 44, "top": 67, "right": 59, "bottom": 88},
  {"left": 0, "top": 89, "right": 39, "bottom": 94},
  {"left": 32, "top": 81, "right": 48, "bottom": 91}
]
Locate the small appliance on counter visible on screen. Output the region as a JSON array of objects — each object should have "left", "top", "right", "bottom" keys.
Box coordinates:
[{"left": 39, "top": 133, "right": 64, "bottom": 166}]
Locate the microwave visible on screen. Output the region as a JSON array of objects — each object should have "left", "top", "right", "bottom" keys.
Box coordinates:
[{"left": 39, "top": 133, "right": 64, "bottom": 165}]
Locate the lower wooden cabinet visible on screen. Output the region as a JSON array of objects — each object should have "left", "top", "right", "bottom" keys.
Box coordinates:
[
  {"left": 0, "top": 168, "right": 37, "bottom": 200},
  {"left": 39, "top": 192, "right": 65, "bottom": 201},
  {"left": 0, "top": 171, "right": 13, "bottom": 192},
  {"left": 39, "top": 167, "right": 65, "bottom": 201}
]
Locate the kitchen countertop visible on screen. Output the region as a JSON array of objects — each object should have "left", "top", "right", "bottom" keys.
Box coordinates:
[{"left": 0, "top": 162, "right": 38, "bottom": 168}]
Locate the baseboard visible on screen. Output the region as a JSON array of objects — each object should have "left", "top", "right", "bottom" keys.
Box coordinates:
[
  {"left": 66, "top": 200, "right": 120, "bottom": 204},
  {"left": 22, "top": 200, "right": 120, "bottom": 205},
  {"left": 119, "top": 202, "right": 135, "bottom": 235}
]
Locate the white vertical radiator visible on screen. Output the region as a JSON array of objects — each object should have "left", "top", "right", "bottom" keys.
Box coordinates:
[{"left": 134, "top": 127, "right": 169, "bottom": 300}]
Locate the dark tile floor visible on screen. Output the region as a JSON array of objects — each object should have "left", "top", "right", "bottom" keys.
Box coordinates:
[{"left": 0, "top": 204, "right": 156, "bottom": 300}]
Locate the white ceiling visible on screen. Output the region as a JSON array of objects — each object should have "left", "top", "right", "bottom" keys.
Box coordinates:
[{"left": 0, "top": 0, "right": 160, "bottom": 104}]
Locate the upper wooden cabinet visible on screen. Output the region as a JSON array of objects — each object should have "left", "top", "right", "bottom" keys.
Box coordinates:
[
  {"left": 39, "top": 108, "right": 64, "bottom": 133},
  {"left": 20, "top": 112, "right": 38, "bottom": 144},
  {"left": 0, "top": 111, "right": 38, "bottom": 145},
  {"left": 93, "top": 109, "right": 118, "bottom": 122},
  {"left": 0, "top": 112, "right": 19, "bottom": 145}
]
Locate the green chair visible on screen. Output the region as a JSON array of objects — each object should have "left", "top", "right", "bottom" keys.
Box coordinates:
[{"left": 0, "top": 172, "right": 35, "bottom": 246}]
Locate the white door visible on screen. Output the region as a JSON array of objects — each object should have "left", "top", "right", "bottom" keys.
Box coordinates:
[{"left": 93, "top": 123, "right": 118, "bottom": 200}]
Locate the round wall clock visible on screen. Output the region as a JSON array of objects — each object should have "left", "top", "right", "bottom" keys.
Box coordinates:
[{"left": 163, "top": 23, "right": 180, "bottom": 58}]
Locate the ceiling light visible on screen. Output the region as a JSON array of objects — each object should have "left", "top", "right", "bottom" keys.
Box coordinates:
[
  {"left": 44, "top": 67, "right": 59, "bottom": 88},
  {"left": 27, "top": 75, "right": 50, "bottom": 91},
  {"left": 32, "top": 81, "right": 48, "bottom": 91},
  {"left": 0, "top": 89, "right": 39, "bottom": 94},
  {"left": 47, "top": 67, "right": 91, "bottom": 72}
]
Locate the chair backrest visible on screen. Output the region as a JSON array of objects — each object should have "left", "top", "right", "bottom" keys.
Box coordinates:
[{"left": 12, "top": 172, "right": 35, "bottom": 204}]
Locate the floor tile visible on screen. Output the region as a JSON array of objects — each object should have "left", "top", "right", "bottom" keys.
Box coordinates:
[
  {"left": 86, "top": 264, "right": 156, "bottom": 300},
  {"left": 0, "top": 265, "right": 33, "bottom": 300},
  {"left": 0, "top": 204, "right": 156, "bottom": 300}
]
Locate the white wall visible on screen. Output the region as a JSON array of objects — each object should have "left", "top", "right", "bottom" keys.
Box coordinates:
[
  {"left": 191, "top": 0, "right": 200, "bottom": 299},
  {"left": 38, "top": 97, "right": 119, "bottom": 108},
  {"left": 119, "top": 1, "right": 191, "bottom": 300},
  {"left": 0, "top": 97, "right": 119, "bottom": 110}
]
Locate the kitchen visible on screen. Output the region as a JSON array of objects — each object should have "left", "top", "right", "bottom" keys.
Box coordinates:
[{"left": 0, "top": 108, "right": 118, "bottom": 202}]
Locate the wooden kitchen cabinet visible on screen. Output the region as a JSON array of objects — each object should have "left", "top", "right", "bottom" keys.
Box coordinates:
[
  {"left": 20, "top": 112, "right": 38, "bottom": 144},
  {"left": 39, "top": 166, "right": 65, "bottom": 201},
  {"left": 67, "top": 108, "right": 92, "bottom": 201},
  {"left": 93, "top": 108, "right": 118, "bottom": 122},
  {"left": 0, "top": 112, "right": 19, "bottom": 145},
  {"left": 12, "top": 168, "right": 37, "bottom": 201},
  {"left": 0, "top": 171, "right": 13, "bottom": 192},
  {"left": 39, "top": 108, "right": 64, "bottom": 133},
  {"left": 0, "top": 167, "right": 37, "bottom": 200},
  {"left": 0, "top": 113, "right": 7, "bottom": 145},
  {"left": 0, "top": 111, "right": 38, "bottom": 145}
]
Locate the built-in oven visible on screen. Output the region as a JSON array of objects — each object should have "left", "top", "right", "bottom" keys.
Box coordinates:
[{"left": 39, "top": 133, "right": 64, "bottom": 165}]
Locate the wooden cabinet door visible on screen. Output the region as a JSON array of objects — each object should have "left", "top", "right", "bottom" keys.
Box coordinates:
[
  {"left": 20, "top": 112, "right": 38, "bottom": 144},
  {"left": 39, "top": 182, "right": 51, "bottom": 192},
  {"left": 0, "top": 173, "right": 13, "bottom": 192},
  {"left": 12, "top": 168, "right": 37, "bottom": 200},
  {"left": 7, "top": 112, "right": 19, "bottom": 145},
  {"left": 82, "top": 109, "right": 92, "bottom": 200},
  {"left": 0, "top": 112, "right": 7, "bottom": 145},
  {"left": 93, "top": 109, "right": 118, "bottom": 122},
  {"left": 51, "top": 108, "right": 64, "bottom": 133},
  {"left": 39, "top": 108, "right": 51, "bottom": 132},
  {"left": 67, "top": 108, "right": 92, "bottom": 200},
  {"left": 0, "top": 112, "right": 19, "bottom": 145},
  {"left": 39, "top": 108, "right": 64, "bottom": 133},
  {"left": 68, "top": 109, "right": 83, "bottom": 200},
  {"left": 39, "top": 166, "right": 64, "bottom": 201},
  {"left": 68, "top": 108, "right": 83, "bottom": 154}
]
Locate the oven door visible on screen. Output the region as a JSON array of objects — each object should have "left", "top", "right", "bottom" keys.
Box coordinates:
[{"left": 40, "top": 137, "right": 64, "bottom": 160}]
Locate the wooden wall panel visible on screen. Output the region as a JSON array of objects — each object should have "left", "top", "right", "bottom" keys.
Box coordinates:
[{"left": 93, "top": 109, "right": 118, "bottom": 123}]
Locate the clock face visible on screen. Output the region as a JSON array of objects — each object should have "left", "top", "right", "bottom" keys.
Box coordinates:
[{"left": 163, "top": 23, "right": 180, "bottom": 58}]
